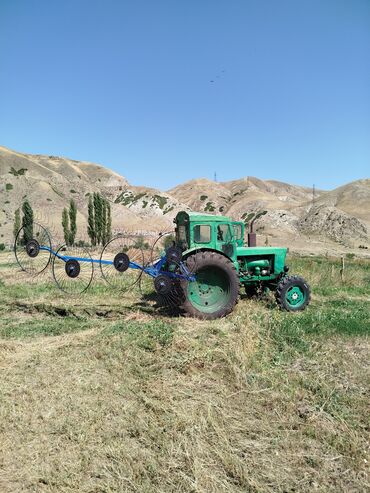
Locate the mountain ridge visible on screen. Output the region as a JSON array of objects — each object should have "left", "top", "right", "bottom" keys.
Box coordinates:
[{"left": 0, "top": 145, "right": 369, "bottom": 256}]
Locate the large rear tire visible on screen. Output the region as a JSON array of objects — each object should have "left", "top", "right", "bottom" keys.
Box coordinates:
[{"left": 181, "top": 251, "right": 239, "bottom": 320}]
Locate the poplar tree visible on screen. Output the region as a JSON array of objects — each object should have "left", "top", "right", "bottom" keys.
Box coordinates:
[
  {"left": 93, "top": 193, "right": 102, "bottom": 245},
  {"left": 87, "top": 193, "right": 111, "bottom": 246},
  {"left": 106, "top": 200, "right": 112, "bottom": 243},
  {"left": 87, "top": 195, "right": 96, "bottom": 246},
  {"left": 101, "top": 198, "right": 107, "bottom": 244},
  {"left": 62, "top": 208, "right": 70, "bottom": 245},
  {"left": 69, "top": 199, "right": 77, "bottom": 246},
  {"left": 13, "top": 208, "right": 21, "bottom": 242},
  {"left": 22, "top": 200, "right": 33, "bottom": 244}
]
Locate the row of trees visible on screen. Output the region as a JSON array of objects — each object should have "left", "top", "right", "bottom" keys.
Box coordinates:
[
  {"left": 87, "top": 193, "right": 112, "bottom": 246},
  {"left": 13, "top": 194, "right": 112, "bottom": 247}
]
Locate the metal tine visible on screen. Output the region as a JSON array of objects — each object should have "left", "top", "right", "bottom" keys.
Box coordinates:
[
  {"left": 14, "top": 222, "right": 52, "bottom": 276},
  {"left": 99, "top": 234, "right": 145, "bottom": 293},
  {"left": 52, "top": 244, "right": 94, "bottom": 295}
]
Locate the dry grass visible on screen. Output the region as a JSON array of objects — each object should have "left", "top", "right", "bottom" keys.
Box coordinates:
[{"left": 0, "top": 252, "right": 369, "bottom": 492}]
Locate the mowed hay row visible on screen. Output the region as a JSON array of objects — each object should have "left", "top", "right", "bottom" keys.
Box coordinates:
[{"left": 0, "top": 251, "right": 369, "bottom": 492}]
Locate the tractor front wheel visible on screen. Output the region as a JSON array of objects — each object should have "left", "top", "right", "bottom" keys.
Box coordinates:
[
  {"left": 275, "top": 275, "right": 311, "bottom": 311},
  {"left": 181, "top": 251, "right": 239, "bottom": 320}
]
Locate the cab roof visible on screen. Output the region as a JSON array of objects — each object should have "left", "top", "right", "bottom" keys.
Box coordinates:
[{"left": 176, "top": 210, "right": 232, "bottom": 223}]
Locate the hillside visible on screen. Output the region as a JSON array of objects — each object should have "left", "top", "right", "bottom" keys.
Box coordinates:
[
  {"left": 168, "top": 176, "right": 369, "bottom": 252},
  {"left": 0, "top": 146, "right": 185, "bottom": 242},
  {"left": 0, "top": 145, "right": 369, "bottom": 255}
]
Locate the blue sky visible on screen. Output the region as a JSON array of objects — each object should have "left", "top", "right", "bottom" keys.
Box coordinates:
[{"left": 0, "top": 0, "right": 369, "bottom": 190}]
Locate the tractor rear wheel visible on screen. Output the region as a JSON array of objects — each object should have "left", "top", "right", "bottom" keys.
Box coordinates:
[
  {"left": 181, "top": 251, "right": 239, "bottom": 320},
  {"left": 275, "top": 275, "right": 311, "bottom": 311}
]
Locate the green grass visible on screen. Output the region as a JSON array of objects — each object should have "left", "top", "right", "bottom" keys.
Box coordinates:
[
  {"left": 105, "top": 319, "right": 174, "bottom": 350},
  {"left": 0, "top": 314, "right": 92, "bottom": 338},
  {"left": 0, "top": 253, "right": 368, "bottom": 492}
]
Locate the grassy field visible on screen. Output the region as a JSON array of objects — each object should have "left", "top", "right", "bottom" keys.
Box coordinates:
[{"left": 0, "top": 252, "right": 369, "bottom": 492}]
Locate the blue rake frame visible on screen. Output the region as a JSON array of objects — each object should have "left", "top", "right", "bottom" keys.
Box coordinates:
[{"left": 41, "top": 246, "right": 196, "bottom": 282}]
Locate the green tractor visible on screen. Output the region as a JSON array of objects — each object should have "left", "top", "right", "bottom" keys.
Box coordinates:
[{"left": 173, "top": 211, "right": 311, "bottom": 319}]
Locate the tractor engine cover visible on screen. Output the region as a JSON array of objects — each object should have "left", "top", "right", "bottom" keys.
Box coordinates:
[{"left": 154, "top": 274, "right": 173, "bottom": 295}]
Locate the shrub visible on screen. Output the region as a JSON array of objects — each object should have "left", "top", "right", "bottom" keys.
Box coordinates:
[
  {"left": 9, "top": 167, "right": 27, "bottom": 176},
  {"left": 76, "top": 239, "right": 89, "bottom": 247}
]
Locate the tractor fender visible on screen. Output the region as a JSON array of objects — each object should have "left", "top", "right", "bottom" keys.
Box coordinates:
[{"left": 182, "top": 247, "right": 238, "bottom": 269}]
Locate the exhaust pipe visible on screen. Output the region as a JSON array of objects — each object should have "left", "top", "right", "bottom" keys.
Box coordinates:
[
  {"left": 247, "top": 211, "right": 267, "bottom": 247},
  {"left": 248, "top": 232, "right": 256, "bottom": 247}
]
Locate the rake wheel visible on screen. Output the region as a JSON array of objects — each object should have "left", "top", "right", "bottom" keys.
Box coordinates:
[
  {"left": 149, "top": 231, "right": 176, "bottom": 265},
  {"left": 14, "top": 222, "right": 52, "bottom": 275},
  {"left": 99, "top": 234, "right": 145, "bottom": 292},
  {"left": 52, "top": 245, "right": 94, "bottom": 294},
  {"left": 139, "top": 256, "right": 199, "bottom": 314}
]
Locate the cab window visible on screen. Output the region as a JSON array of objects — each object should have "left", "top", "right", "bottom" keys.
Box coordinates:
[
  {"left": 233, "top": 224, "right": 242, "bottom": 240},
  {"left": 217, "top": 224, "right": 232, "bottom": 242},
  {"left": 194, "top": 225, "right": 211, "bottom": 243},
  {"left": 177, "top": 225, "right": 187, "bottom": 242}
]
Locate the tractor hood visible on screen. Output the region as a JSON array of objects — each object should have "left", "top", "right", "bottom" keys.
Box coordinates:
[{"left": 236, "top": 246, "right": 287, "bottom": 257}]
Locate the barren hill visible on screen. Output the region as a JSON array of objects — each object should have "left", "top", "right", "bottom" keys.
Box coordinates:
[
  {"left": 0, "top": 146, "right": 186, "bottom": 242},
  {"left": 169, "top": 176, "right": 369, "bottom": 253},
  {"left": 0, "top": 145, "right": 369, "bottom": 256}
]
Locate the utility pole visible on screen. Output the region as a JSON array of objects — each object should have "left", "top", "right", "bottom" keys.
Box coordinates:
[
  {"left": 312, "top": 184, "right": 315, "bottom": 206},
  {"left": 214, "top": 172, "right": 217, "bottom": 182}
]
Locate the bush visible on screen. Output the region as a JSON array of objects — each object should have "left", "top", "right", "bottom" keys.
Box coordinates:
[
  {"left": 0, "top": 243, "right": 5, "bottom": 251},
  {"left": 75, "top": 240, "right": 89, "bottom": 247}
]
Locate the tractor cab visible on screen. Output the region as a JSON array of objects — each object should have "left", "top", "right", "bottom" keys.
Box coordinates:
[{"left": 174, "top": 211, "right": 242, "bottom": 261}]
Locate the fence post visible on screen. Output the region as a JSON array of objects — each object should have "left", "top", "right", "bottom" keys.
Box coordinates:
[{"left": 340, "top": 256, "right": 345, "bottom": 283}]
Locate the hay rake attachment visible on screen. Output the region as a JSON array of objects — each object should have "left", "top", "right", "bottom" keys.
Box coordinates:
[
  {"left": 13, "top": 210, "right": 311, "bottom": 319},
  {"left": 14, "top": 224, "right": 196, "bottom": 309}
]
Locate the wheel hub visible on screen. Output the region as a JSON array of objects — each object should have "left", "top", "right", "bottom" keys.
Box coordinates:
[
  {"left": 65, "top": 259, "right": 81, "bottom": 278},
  {"left": 199, "top": 283, "right": 210, "bottom": 294},
  {"left": 113, "top": 252, "right": 129, "bottom": 272},
  {"left": 286, "top": 286, "right": 304, "bottom": 305},
  {"left": 154, "top": 275, "right": 173, "bottom": 295},
  {"left": 26, "top": 239, "right": 40, "bottom": 258}
]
